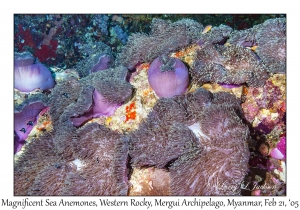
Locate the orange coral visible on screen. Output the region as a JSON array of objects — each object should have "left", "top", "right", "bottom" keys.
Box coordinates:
[
  {"left": 136, "top": 63, "right": 150, "bottom": 72},
  {"left": 174, "top": 51, "right": 184, "bottom": 58},
  {"left": 125, "top": 102, "right": 136, "bottom": 122},
  {"left": 143, "top": 89, "right": 152, "bottom": 96},
  {"left": 279, "top": 101, "right": 286, "bottom": 113},
  {"left": 37, "top": 121, "right": 51, "bottom": 131}
]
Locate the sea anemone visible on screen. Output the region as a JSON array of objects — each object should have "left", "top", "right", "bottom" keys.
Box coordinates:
[
  {"left": 14, "top": 51, "right": 35, "bottom": 67},
  {"left": 62, "top": 123, "right": 129, "bottom": 195},
  {"left": 256, "top": 18, "right": 286, "bottom": 45},
  {"left": 185, "top": 88, "right": 213, "bottom": 123},
  {"left": 197, "top": 24, "right": 232, "bottom": 47},
  {"left": 129, "top": 122, "right": 200, "bottom": 168},
  {"left": 227, "top": 18, "right": 286, "bottom": 74},
  {"left": 227, "top": 25, "right": 261, "bottom": 47},
  {"left": 28, "top": 162, "right": 76, "bottom": 195},
  {"left": 170, "top": 102, "right": 250, "bottom": 195},
  {"left": 49, "top": 66, "right": 133, "bottom": 157},
  {"left": 14, "top": 52, "right": 55, "bottom": 92},
  {"left": 70, "top": 88, "right": 122, "bottom": 127},
  {"left": 70, "top": 67, "right": 133, "bottom": 127},
  {"left": 14, "top": 132, "right": 59, "bottom": 195},
  {"left": 191, "top": 44, "right": 269, "bottom": 87},
  {"left": 189, "top": 44, "right": 224, "bottom": 85},
  {"left": 256, "top": 38, "right": 286, "bottom": 73},
  {"left": 148, "top": 55, "right": 189, "bottom": 98},
  {"left": 75, "top": 41, "right": 114, "bottom": 77},
  {"left": 211, "top": 91, "right": 243, "bottom": 116},
  {"left": 129, "top": 167, "right": 170, "bottom": 195},
  {"left": 16, "top": 123, "right": 129, "bottom": 196},
  {"left": 14, "top": 94, "right": 48, "bottom": 153},
  {"left": 256, "top": 18, "right": 286, "bottom": 73},
  {"left": 89, "top": 54, "right": 113, "bottom": 73},
  {"left": 53, "top": 85, "right": 94, "bottom": 157},
  {"left": 198, "top": 104, "right": 249, "bottom": 143},
  {"left": 76, "top": 52, "right": 114, "bottom": 77},
  {"left": 49, "top": 75, "right": 82, "bottom": 123},
  {"left": 151, "top": 96, "right": 188, "bottom": 124},
  {"left": 116, "top": 18, "right": 203, "bottom": 69},
  {"left": 170, "top": 145, "right": 249, "bottom": 195}
]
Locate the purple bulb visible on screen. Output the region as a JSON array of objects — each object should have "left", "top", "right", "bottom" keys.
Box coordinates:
[
  {"left": 14, "top": 102, "right": 48, "bottom": 153},
  {"left": 218, "top": 83, "right": 243, "bottom": 89},
  {"left": 14, "top": 63, "right": 55, "bottom": 92},
  {"left": 90, "top": 54, "right": 113, "bottom": 73},
  {"left": 71, "top": 89, "right": 121, "bottom": 127},
  {"left": 14, "top": 132, "right": 24, "bottom": 154},
  {"left": 14, "top": 51, "right": 35, "bottom": 67},
  {"left": 276, "top": 136, "right": 286, "bottom": 159},
  {"left": 148, "top": 55, "right": 189, "bottom": 98},
  {"left": 92, "top": 88, "right": 121, "bottom": 116},
  {"left": 269, "top": 135, "right": 286, "bottom": 160}
]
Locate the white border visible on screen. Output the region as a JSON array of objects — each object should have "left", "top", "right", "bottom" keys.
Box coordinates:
[{"left": 1, "top": 0, "right": 298, "bottom": 209}]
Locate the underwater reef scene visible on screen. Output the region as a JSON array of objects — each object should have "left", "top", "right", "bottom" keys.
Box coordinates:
[{"left": 14, "top": 14, "right": 286, "bottom": 196}]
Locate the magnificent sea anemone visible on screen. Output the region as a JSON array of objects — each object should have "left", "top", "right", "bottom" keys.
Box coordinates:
[
  {"left": 197, "top": 24, "right": 232, "bottom": 47},
  {"left": 116, "top": 18, "right": 203, "bottom": 69},
  {"left": 14, "top": 132, "right": 59, "bottom": 195},
  {"left": 75, "top": 42, "right": 115, "bottom": 77},
  {"left": 256, "top": 18, "right": 286, "bottom": 73},
  {"left": 14, "top": 52, "right": 55, "bottom": 92},
  {"left": 227, "top": 18, "right": 286, "bottom": 74},
  {"left": 148, "top": 55, "right": 189, "bottom": 98},
  {"left": 14, "top": 94, "right": 48, "bottom": 153},
  {"left": 169, "top": 93, "right": 250, "bottom": 195},
  {"left": 71, "top": 88, "right": 122, "bottom": 127},
  {"left": 191, "top": 44, "right": 269, "bottom": 87}
]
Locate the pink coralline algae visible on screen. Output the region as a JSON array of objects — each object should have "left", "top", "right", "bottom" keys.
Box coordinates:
[
  {"left": 241, "top": 74, "right": 286, "bottom": 134},
  {"left": 148, "top": 55, "right": 189, "bottom": 98},
  {"left": 270, "top": 136, "right": 286, "bottom": 160},
  {"left": 14, "top": 52, "right": 55, "bottom": 92}
]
